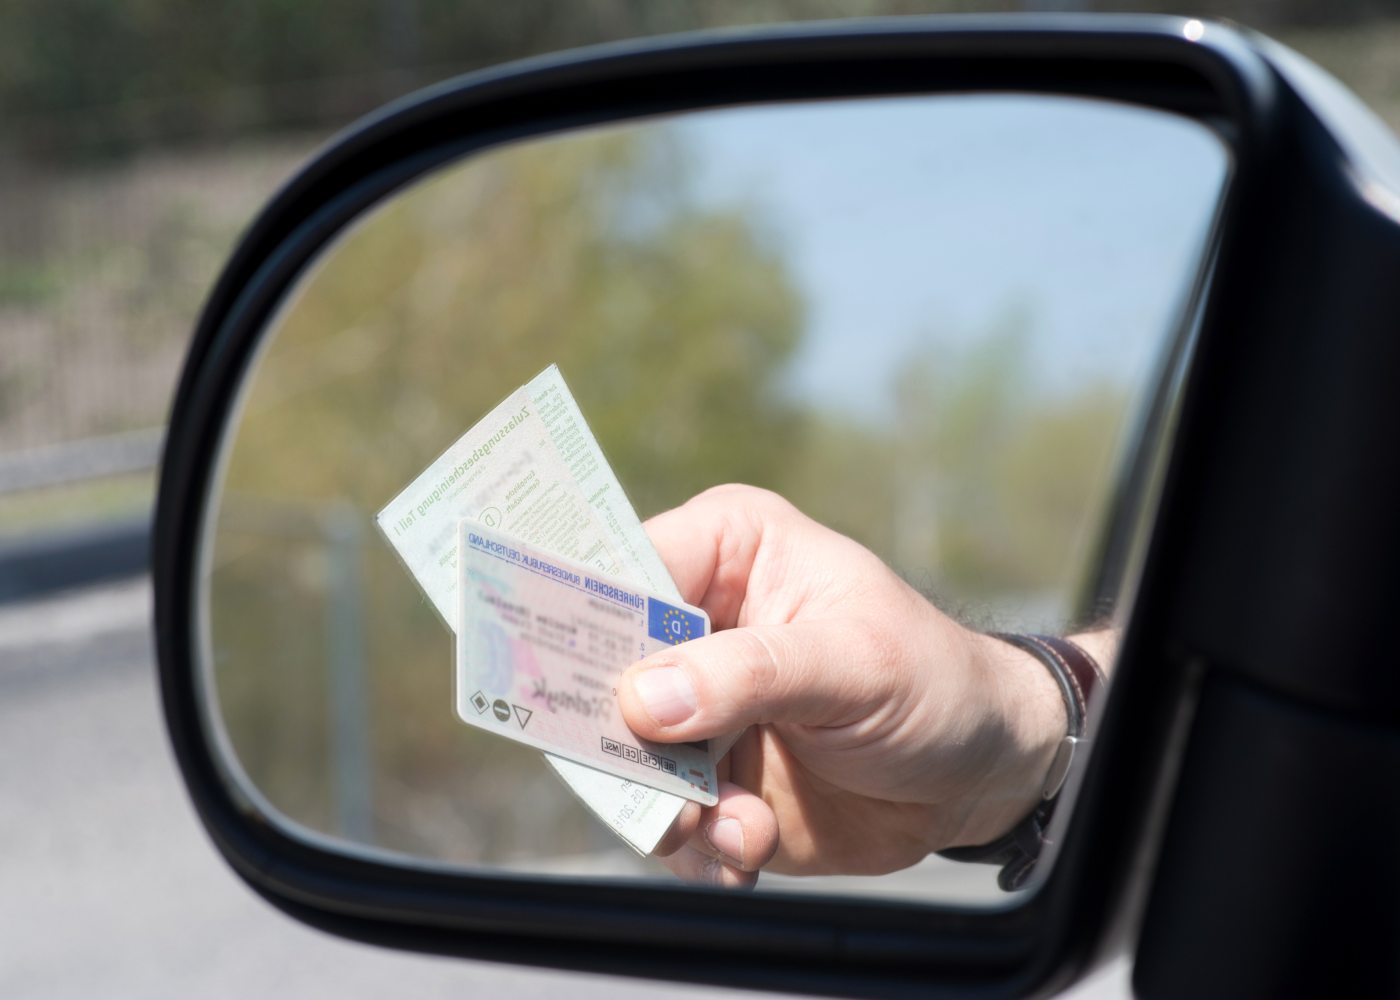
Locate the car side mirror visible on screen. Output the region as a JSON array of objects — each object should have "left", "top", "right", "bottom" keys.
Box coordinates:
[{"left": 154, "top": 15, "right": 1400, "bottom": 997}]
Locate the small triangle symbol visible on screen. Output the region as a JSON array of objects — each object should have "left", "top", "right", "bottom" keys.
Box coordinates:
[{"left": 513, "top": 705, "right": 533, "bottom": 729}]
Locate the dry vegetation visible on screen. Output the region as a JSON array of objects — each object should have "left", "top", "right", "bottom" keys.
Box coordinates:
[
  {"left": 2, "top": 18, "right": 1397, "bottom": 457},
  {"left": 0, "top": 138, "right": 314, "bottom": 452}
]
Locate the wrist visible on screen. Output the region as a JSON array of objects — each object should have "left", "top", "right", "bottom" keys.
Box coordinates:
[
  {"left": 938, "top": 632, "right": 1107, "bottom": 890},
  {"left": 949, "top": 630, "right": 1069, "bottom": 848}
]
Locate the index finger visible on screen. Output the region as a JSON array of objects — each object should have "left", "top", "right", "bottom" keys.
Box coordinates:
[{"left": 643, "top": 485, "right": 792, "bottom": 629}]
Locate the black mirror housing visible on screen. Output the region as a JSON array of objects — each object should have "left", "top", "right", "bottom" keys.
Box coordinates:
[{"left": 154, "top": 15, "right": 1400, "bottom": 998}]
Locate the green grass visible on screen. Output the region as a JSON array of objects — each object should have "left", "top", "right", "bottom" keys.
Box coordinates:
[
  {"left": 0, "top": 472, "right": 155, "bottom": 536},
  {"left": 0, "top": 263, "right": 61, "bottom": 307}
]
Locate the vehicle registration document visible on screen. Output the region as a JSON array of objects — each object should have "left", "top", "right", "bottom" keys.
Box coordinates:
[
  {"left": 456, "top": 524, "right": 717, "bottom": 804},
  {"left": 376, "top": 365, "right": 734, "bottom": 851}
]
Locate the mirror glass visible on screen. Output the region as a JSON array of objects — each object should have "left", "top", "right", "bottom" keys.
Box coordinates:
[{"left": 199, "top": 93, "right": 1228, "bottom": 904}]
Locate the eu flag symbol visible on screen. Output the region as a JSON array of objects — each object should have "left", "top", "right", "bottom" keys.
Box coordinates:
[{"left": 647, "top": 599, "right": 704, "bottom": 645}]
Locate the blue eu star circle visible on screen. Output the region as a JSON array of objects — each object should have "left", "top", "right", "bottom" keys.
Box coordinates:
[{"left": 662, "top": 608, "right": 693, "bottom": 644}]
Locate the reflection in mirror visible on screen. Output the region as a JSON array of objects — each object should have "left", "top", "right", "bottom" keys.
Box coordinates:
[{"left": 201, "top": 94, "right": 1228, "bottom": 904}]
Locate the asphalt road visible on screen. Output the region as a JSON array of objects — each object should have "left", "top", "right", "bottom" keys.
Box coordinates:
[{"left": 0, "top": 578, "right": 1130, "bottom": 998}]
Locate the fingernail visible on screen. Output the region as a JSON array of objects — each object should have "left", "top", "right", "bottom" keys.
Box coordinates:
[
  {"left": 705, "top": 817, "right": 745, "bottom": 867},
  {"left": 632, "top": 667, "right": 697, "bottom": 727}
]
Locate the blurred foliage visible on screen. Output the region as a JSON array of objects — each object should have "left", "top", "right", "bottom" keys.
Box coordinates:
[
  {"left": 3, "top": 0, "right": 1397, "bottom": 161},
  {"left": 227, "top": 130, "right": 803, "bottom": 516},
  {"left": 210, "top": 120, "right": 1145, "bottom": 862},
  {"left": 5, "top": 0, "right": 1400, "bottom": 457},
  {"left": 0, "top": 473, "right": 155, "bottom": 533},
  {"left": 212, "top": 126, "right": 810, "bottom": 860},
  {"left": 891, "top": 326, "right": 1125, "bottom": 604},
  {"left": 0, "top": 141, "right": 309, "bottom": 453},
  {"left": 0, "top": 0, "right": 968, "bottom": 161}
]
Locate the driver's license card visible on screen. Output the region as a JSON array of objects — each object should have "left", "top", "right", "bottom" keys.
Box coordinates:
[{"left": 456, "top": 523, "right": 718, "bottom": 805}]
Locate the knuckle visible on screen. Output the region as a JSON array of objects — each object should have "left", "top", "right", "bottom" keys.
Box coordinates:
[
  {"left": 700, "top": 482, "right": 794, "bottom": 517},
  {"left": 731, "top": 628, "right": 783, "bottom": 714},
  {"left": 695, "top": 482, "right": 755, "bottom": 509},
  {"left": 847, "top": 616, "right": 905, "bottom": 696},
  {"left": 860, "top": 617, "right": 901, "bottom": 673}
]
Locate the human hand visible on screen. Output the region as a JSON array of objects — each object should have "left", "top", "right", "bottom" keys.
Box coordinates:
[{"left": 617, "top": 485, "right": 1069, "bottom": 888}]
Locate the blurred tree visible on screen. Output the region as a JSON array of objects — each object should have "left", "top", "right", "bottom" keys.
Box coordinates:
[
  {"left": 225, "top": 125, "right": 804, "bottom": 514},
  {"left": 0, "top": 0, "right": 976, "bottom": 160},
  {"left": 210, "top": 123, "right": 807, "bottom": 857},
  {"left": 5, "top": 0, "right": 1367, "bottom": 162},
  {"left": 890, "top": 317, "right": 1127, "bottom": 610}
]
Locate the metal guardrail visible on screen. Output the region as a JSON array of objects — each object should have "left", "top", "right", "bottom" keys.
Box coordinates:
[
  {"left": 0, "top": 433, "right": 375, "bottom": 844},
  {"left": 0, "top": 428, "right": 163, "bottom": 602},
  {"left": 0, "top": 427, "right": 164, "bottom": 496}
]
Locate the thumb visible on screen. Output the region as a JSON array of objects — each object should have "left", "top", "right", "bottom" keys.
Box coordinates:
[{"left": 617, "top": 620, "right": 894, "bottom": 742}]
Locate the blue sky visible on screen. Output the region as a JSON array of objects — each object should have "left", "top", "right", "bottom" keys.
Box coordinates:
[{"left": 674, "top": 94, "right": 1230, "bottom": 421}]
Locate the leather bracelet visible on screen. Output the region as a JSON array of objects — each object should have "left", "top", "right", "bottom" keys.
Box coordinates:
[{"left": 937, "top": 633, "right": 1105, "bottom": 890}]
